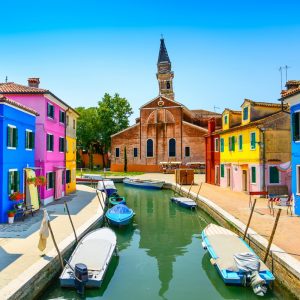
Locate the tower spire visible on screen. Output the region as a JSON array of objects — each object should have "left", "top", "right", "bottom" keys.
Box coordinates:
[{"left": 156, "top": 37, "right": 174, "bottom": 100}]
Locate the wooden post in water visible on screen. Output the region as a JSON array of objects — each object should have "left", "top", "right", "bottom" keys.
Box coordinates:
[
  {"left": 48, "top": 220, "right": 64, "bottom": 269},
  {"left": 187, "top": 180, "right": 194, "bottom": 198},
  {"left": 264, "top": 209, "right": 282, "bottom": 263},
  {"left": 196, "top": 182, "right": 203, "bottom": 199},
  {"left": 96, "top": 189, "right": 104, "bottom": 210},
  {"left": 64, "top": 201, "right": 78, "bottom": 244},
  {"left": 243, "top": 198, "right": 257, "bottom": 240}
]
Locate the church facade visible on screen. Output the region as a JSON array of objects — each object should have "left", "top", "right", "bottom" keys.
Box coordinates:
[{"left": 110, "top": 38, "right": 221, "bottom": 172}]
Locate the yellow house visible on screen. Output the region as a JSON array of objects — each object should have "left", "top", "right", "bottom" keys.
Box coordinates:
[
  {"left": 66, "top": 108, "right": 80, "bottom": 194},
  {"left": 219, "top": 99, "right": 291, "bottom": 193}
]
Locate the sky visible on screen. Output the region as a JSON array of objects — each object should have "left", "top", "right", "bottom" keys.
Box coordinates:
[{"left": 1, "top": 0, "right": 300, "bottom": 124}]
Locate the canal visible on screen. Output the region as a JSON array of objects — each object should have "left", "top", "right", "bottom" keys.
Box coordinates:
[{"left": 42, "top": 184, "right": 292, "bottom": 300}]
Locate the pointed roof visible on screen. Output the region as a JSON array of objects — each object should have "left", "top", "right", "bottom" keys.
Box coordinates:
[{"left": 157, "top": 38, "right": 171, "bottom": 64}]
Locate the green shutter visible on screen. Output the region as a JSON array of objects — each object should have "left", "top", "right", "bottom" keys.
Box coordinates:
[
  {"left": 51, "top": 135, "right": 53, "bottom": 151},
  {"left": 8, "top": 171, "right": 12, "bottom": 194},
  {"left": 7, "top": 126, "right": 10, "bottom": 147},
  {"left": 251, "top": 132, "right": 256, "bottom": 149},
  {"left": 31, "top": 132, "right": 35, "bottom": 149},
  {"left": 270, "top": 166, "right": 279, "bottom": 184},
  {"left": 232, "top": 137, "right": 235, "bottom": 151},
  {"left": 16, "top": 171, "right": 20, "bottom": 191},
  {"left": 221, "top": 165, "right": 225, "bottom": 178},
  {"left": 239, "top": 135, "right": 243, "bottom": 150},
  {"left": 14, "top": 128, "right": 18, "bottom": 147},
  {"left": 251, "top": 167, "right": 256, "bottom": 183}
]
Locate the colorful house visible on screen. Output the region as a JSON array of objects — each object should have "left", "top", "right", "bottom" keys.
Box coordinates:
[
  {"left": 219, "top": 99, "right": 291, "bottom": 193},
  {"left": 0, "top": 96, "right": 38, "bottom": 223},
  {"left": 205, "top": 118, "right": 221, "bottom": 185},
  {"left": 281, "top": 80, "right": 300, "bottom": 215},
  {"left": 0, "top": 79, "right": 70, "bottom": 205},
  {"left": 66, "top": 108, "right": 80, "bottom": 194}
]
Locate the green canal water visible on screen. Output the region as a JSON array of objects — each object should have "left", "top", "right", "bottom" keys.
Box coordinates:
[{"left": 42, "top": 184, "right": 292, "bottom": 300}]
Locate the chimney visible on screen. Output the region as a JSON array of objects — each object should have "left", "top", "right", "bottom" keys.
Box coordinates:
[
  {"left": 28, "top": 78, "right": 40, "bottom": 88},
  {"left": 285, "top": 80, "right": 300, "bottom": 90},
  {"left": 208, "top": 117, "right": 216, "bottom": 134}
]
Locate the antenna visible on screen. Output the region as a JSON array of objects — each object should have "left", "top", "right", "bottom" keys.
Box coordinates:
[
  {"left": 279, "top": 66, "right": 283, "bottom": 90},
  {"left": 284, "top": 65, "right": 291, "bottom": 83},
  {"left": 5, "top": 76, "right": 8, "bottom": 83},
  {"left": 214, "top": 106, "right": 220, "bottom": 112}
]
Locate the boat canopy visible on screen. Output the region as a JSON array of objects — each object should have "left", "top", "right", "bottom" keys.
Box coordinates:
[{"left": 109, "top": 204, "right": 131, "bottom": 214}]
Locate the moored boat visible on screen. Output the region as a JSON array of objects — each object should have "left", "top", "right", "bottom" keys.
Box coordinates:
[
  {"left": 106, "top": 204, "right": 135, "bottom": 226},
  {"left": 170, "top": 197, "right": 197, "bottom": 209},
  {"left": 201, "top": 224, "right": 275, "bottom": 296},
  {"left": 60, "top": 227, "right": 117, "bottom": 290},
  {"left": 97, "top": 180, "right": 117, "bottom": 197},
  {"left": 109, "top": 193, "right": 126, "bottom": 206},
  {"left": 123, "top": 178, "right": 164, "bottom": 189}
]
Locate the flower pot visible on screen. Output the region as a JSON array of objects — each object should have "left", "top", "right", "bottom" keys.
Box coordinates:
[{"left": 8, "top": 216, "right": 14, "bottom": 224}]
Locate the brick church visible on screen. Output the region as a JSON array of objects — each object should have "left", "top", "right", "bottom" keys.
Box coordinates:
[{"left": 110, "top": 38, "right": 221, "bottom": 172}]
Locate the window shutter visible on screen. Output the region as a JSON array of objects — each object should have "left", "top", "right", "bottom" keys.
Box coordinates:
[
  {"left": 232, "top": 137, "right": 235, "bottom": 151},
  {"left": 31, "top": 132, "right": 35, "bottom": 149},
  {"left": 7, "top": 126, "right": 10, "bottom": 147},
  {"left": 14, "top": 128, "right": 18, "bottom": 147},
  {"left": 251, "top": 167, "right": 256, "bottom": 183},
  {"left": 220, "top": 138, "right": 224, "bottom": 152},
  {"left": 47, "top": 103, "right": 50, "bottom": 116},
  {"left": 294, "top": 112, "right": 300, "bottom": 141},
  {"left": 16, "top": 171, "right": 20, "bottom": 191},
  {"left": 8, "top": 171, "right": 12, "bottom": 194},
  {"left": 221, "top": 165, "right": 224, "bottom": 178}
]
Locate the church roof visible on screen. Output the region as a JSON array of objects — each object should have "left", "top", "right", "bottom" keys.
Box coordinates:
[{"left": 157, "top": 38, "right": 171, "bottom": 64}]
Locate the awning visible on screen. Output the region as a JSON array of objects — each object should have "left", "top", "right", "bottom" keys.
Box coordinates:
[{"left": 276, "top": 161, "right": 291, "bottom": 172}]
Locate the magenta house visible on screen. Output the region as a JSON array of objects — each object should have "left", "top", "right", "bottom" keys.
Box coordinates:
[{"left": 0, "top": 78, "right": 67, "bottom": 205}]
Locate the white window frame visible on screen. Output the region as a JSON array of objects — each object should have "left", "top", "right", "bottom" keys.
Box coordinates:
[
  {"left": 269, "top": 165, "right": 281, "bottom": 185},
  {"left": 214, "top": 138, "right": 219, "bottom": 152},
  {"left": 7, "top": 124, "right": 17, "bottom": 150},
  {"left": 47, "top": 102, "right": 55, "bottom": 120},
  {"left": 59, "top": 136, "right": 65, "bottom": 153},
  {"left": 250, "top": 131, "right": 256, "bottom": 150},
  {"left": 47, "top": 133, "right": 54, "bottom": 152},
  {"left": 46, "top": 171, "right": 54, "bottom": 190},
  {"left": 25, "top": 129, "right": 33, "bottom": 151}
]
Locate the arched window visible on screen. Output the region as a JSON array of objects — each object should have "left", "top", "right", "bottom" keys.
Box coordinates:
[
  {"left": 147, "top": 139, "right": 154, "bottom": 157},
  {"left": 169, "top": 138, "right": 176, "bottom": 157}
]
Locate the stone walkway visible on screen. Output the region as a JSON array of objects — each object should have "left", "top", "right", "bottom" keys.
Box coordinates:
[{"left": 136, "top": 173, "right": 300, "bottom": 261}]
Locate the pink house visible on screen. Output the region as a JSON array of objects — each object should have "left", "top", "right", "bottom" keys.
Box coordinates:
[{"left": 0, "top": 78, "right": 68, "bottom": 204}]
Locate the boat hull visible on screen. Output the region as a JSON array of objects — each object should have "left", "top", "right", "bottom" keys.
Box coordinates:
[
  {"left": 107, "top": 215, "right": 133, "bottom": 226},
  {"left": 109, "top": 196, "right": 126, "bottom": 206},
  {"left": 123, "top": 178, "right": 164, "bottom": 189},
  {"left": 170, "top": 197, "right": 197, "bottom": 209}
]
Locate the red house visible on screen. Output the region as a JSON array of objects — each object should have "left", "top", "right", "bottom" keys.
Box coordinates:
[{"left": 205, "top": 118, "right": 221, "bottom": 185}]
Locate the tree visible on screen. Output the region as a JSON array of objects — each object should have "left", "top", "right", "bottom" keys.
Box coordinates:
[{"left": 98, "top": 93, "right": 133, "bottom": 154}]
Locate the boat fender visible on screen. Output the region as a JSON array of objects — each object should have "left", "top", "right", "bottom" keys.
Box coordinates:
[
  {"left": 201, "top": 241, "right": 207, "bottom": 250},
  {"left": 210, "top": 258, "right": 216, "bottom": 266}
]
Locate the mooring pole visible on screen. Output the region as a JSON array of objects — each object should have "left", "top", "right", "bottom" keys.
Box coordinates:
[
  {"left": 243, "top": 198, "right": 257, "bottom": 240},
  {"left": 196, "top": 182, "right": 203, "bottom": 199},
  {"left": 64, "top": 201, "right": 78, "bottom": 244},
  {"left": 48, "top": 220, "right": 64, "bottom": 269},
  {"left": 96, "top": 189, "right": 104, "bottom": 210},
  {"left": 264, "top": 209, "right": 282, "bottom": 263},
  {"left": 187, "top": 180, "right": 194, "bottom": 198}
]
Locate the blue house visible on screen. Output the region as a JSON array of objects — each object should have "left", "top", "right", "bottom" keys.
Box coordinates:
[
  {"left": 281, "top": 80, "right": 300, "bottom": 215},
  {"left": 0, "top": 96, "right": 38, "bottom": 223}
]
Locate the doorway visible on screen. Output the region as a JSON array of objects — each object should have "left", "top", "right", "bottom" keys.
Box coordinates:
[
  {"left": 215, "top": 166, "right": 220, "bottom": 185},
  {"left": 242, "top": 170, "right": 248, "bottom": 192},
  {"left": 227, "top": 168, "right": 231, "bottom": 187}
]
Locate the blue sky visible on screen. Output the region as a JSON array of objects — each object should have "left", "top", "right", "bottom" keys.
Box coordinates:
[{"left": 1, "top": 0, "right": 300, "bottom": 123}]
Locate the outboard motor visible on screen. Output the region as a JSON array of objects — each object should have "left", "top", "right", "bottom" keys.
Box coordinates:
[{"left": 74, "top": 263, "right": 88, "bottom": 295}]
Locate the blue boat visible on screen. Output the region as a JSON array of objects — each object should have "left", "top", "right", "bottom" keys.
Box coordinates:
[
  {"left": 97, "top": 180, "right": 117, "bottom": 197},
  {"left": 170, "top": 197, "right": 197, "bottom": 209},
  {"left": 201, "top": 224, "right": 275, "bottom": 296},
  {"left": 106, "top": 204, "right": 135, "bottom": 226},
  {"left": 109, "top": 193, "right": 126, "bottom": 206}
]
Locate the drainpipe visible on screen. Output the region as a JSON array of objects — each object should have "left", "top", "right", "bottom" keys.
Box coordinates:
[
  {"left": 258, "top": 127, "right": 266, "bottom": 191},
  {"left": 65, "top": 108, "right": 70, "bottom": 195}
]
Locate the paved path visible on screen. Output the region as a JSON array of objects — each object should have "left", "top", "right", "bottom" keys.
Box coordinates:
[
  {"left": 136, "top": 173, "right": 300, "bottom": 261},
  {"left": 0, "top": 184, "right": 103, "bottom": 290}
]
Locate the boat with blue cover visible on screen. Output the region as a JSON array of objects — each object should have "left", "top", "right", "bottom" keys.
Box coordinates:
[
  {"left": 97, "top": 180, "right": 117, "bottom": 197},
  {"left": 106, "top": 204, "right": 135, "bottom": 226},
  {"left": 201, "top": 224, "right": 275, "bottom": 296},
  {"left": 170, "top": 197, "right": 197, "bottom": 209},
  {"left": 123, "top": 178, "right": 164, "bottom": 189},
  {"left": 109, "top": 193, "right": 126, "bottom": 206}
]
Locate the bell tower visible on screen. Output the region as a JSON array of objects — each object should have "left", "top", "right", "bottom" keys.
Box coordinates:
[{"left": 156, "top": 38, "right": 174, "bottom": 100}]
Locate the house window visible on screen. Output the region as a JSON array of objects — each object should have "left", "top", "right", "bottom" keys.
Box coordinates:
[
  {"left": 220, "top": 164, "right": 225, "bottom": 178},
  {"left": 46, "top": 172, "right": 54, "bottom": 189},
  {"left": 133, "top": 147, "right": 138, "bottom": 158},
  {"left": 25, "top": 130, "right": 35, "bottom": 150},
  {"left": 73, "top": 120, "right": 76, "bottom": 129},
  {"left": 8, "top": 170, "right": 19, "bottom": 194},
  {"left": 169, "top": 138, "right": 176, "bottom": 157},
  {"left": 115, "top": 147, "right": 120, "bottom": 158},
  {"left": 251, "top": 166, "right": 256, "bottom": 184},
  {"left": 185, "top": 146, "right": 190, "bottom": 157},
  {"left": 214, "top": 138, "right": 219, "bottom": 152},
  {"left": 224, "top": 115, "right": 228, "bottom": 125},
  {"left": 238, "top": 135, "right": 243, "bottom": 151},
  {"left": 297, "top": 165, "right": 300, "bottom": 194},
  {"left": 47, "top": 103, "right": 54, "bottom": 119},
  {"left": 269, "top": 166, "right": 280, "bottom": 184},
  {"left": 147, "top": 139, "right": 154, "bottom": 157},
  {"left": 46, "top": 134, "right": 54, "bottom": 151},
  {"left": 250, "top": 132, "right": 256, "bottom": 150},
  {"left": 229, "top": 136, "right": 235, "bottom": 151},
  {"left": 7, "top": 125, "right": 18, "bottom": 148},
  {"left": 166, "top": 81, "right": 171, "bottom": 89},
  {"left": 59, "top": 110, "right": 65, "bottom": 124},
  {"left": 292, "top": 112, "right": 300, "bottom": 141},
  {"left": 243, "top": 107, "right": 249, "bottom": 121},
  {"left": 59, "top": 137, "right": 65, "bottom": 152},
  {"left": 220, "top": 138, "right": 224, "bottom": 152},
  {"left": 66, "top": 170, "right": 71, "bottom": 184}
]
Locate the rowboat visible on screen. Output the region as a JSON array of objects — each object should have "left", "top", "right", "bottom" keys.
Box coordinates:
[
  {"left": 109, "top": 193, "right": 126, "bottom": 206},
  {"left": 123, "top": 178, "right": 164, "bottom": 189},
  {"left": 106, "top": 204, "right": 135, "bottom": 226},
  {"left": 60, "top": 227, "right": 117, "bottom": 291},
  {"left": 97, "top": 180, "right": 117, "bottom": 197},
  {"left": 170, "top": 197, "right": 197, "bottom": 209},
  {"left": 201, "top": 224, "right": 275, "bottom": 296}
]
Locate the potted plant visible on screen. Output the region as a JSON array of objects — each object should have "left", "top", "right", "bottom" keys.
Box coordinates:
[
  {"left": 26, "top": 176, "right": 47, "bottom": 187},
  {"left": 9, "top": 191, "right": 25, "bottom": 201},
  {"left": 7, "top": 209, "right": 16, "bottom": 224}
]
